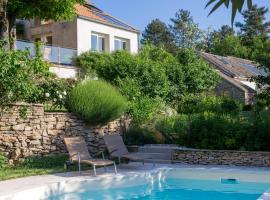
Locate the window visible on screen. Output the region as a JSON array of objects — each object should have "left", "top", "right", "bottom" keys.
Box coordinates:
[
  {"left": 114, "top": 38, "right": 128, "bottom": 51},
  {"left": 91, "top": 34, "right": 105, "bottom": 52},
  {"left": 46, "top": 36, "right": 52, "bottom": 45}
]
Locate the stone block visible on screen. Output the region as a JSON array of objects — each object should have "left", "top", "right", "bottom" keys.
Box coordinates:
[
  {"left": 44, "top": 117, "right": 56, "bottom": 123},
  {"left": 12, "top": 124, "right": 25, "bottom": 131},
  {"left": 0, "top": 126, "right": 11, "bottom": 131}
]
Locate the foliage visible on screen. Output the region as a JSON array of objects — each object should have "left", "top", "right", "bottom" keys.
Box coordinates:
[
  {"left": 236, "top": 5, "right": 270, "bottom": 45},
  {"left": 76, "top": 45, "right": 219, "bottom": 124},
  {"left": 141, "top": 19, "right": 175, "bottom": 53},
  {"left": 67, "top": 80, "right": 127, "bottom": 125},
  {"left": 170, "top": 9, "right": 204, "bottom": 49},
  {"left": 156, "top": 110, "right": 270, "bottom": 151},
  {"left": 0, "top": 49, "right": 49, "bottom": 105},
  {"left": 0, "top": 155, "right": 7, "bottom": 169},
  {"left": 176, "top": 49, "right": 220, "bottom": 94},
  {"left": 177, "top": 94, "right": 242, "bottom": 115},
  {"left": 210, "top": 34, "right": 249, "bottom": 58},
  {"left": 1, "top": 0, "right": 84, "bottom": 50},
  {"left": 206, "top": 0, "right": 253, "bottom": 24},
  {"left": 77, "top": 46, "right": 218, "bottom": 105},
  {"left": 8, "top": 0, "right": 83, "bottom": 21},
  {"left": 127, "top": 96, "right": 161, "bottom": 125},
  {"left": 124, "top": 125, "right": 159, "bottom": 145},
  {"left": 0, "top": 49, "right": 73, "bottom": 109},
  {"left": 40, "top": 78, "right": 75, "bottom": 110},
  {"left": 21, "top": 155, "right": 69, "bottom": 169}
]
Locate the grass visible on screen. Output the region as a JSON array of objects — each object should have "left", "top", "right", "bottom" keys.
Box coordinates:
[
  {"left": 0, "top": 154, "right": 90, "bottom": 181},
  {"left": 0, "top": 167, "right": 66, "bottom": 181}
]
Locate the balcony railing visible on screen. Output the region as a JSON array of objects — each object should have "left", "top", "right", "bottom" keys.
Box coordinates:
[{"left": 15, "top": 40, "right": 77, "bottom": 65}]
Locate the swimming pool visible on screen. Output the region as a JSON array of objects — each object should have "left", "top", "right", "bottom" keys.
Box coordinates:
[
  {"left": 1, "top": 166, "right": 270, "bottom": 200},
  {"left": 47, "top": 167, "right": 270, "bottom": 200}
]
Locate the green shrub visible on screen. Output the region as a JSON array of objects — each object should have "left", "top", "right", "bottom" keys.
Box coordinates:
[
  {"left": 178, "top": 94, "right": 242, "bottom": 115},
  {"left": 0, "top": 155, "right": 7, "bottom": 168},
  {"left": 21, "top": 155, "right": 68, "bottom": 169},
  {"left": 0, "top": 49, "right": 74, "bottom": 109},
  {"left": 155, "top": 115, "right": 189, "bottom": 144},
  {"left": 67, "top": 80, "right": 127, "bottom": 125},
  {"left": 155, "top": 111, "right": 270, "bottom": 151},
  {"left": 76, "top": 46, "right": 218, "bottom": 107},
  {"left": 124, "top": 125, "right": 160, "bottom": 145}
]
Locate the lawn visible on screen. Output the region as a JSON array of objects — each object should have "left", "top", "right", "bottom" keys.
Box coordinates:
[{"left": 0, "top": 154, "right": 89, "bottom": 181}]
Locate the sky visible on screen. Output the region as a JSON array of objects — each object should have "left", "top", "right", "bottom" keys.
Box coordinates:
[{"left": 92, "top": 0, "right": 270, "bottom": 33}]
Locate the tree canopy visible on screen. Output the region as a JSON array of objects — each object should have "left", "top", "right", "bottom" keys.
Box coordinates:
[
  {"left": 0, "top": 0, "right": 83, "bottom": 50},
  {"left": 141, "top": 19, "right": 175, "bottom": 53},
  {"left": 170, "top": 9, "right": 204, "bottom": 49},
  {"left": 236, "top": 5, "right": 270, "bottom": 45}
]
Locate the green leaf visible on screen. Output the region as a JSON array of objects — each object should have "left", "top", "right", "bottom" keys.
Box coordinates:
[
  {"left": 208, "top": 0, "right": 227, "bottom": 16},
  {"left": 247, "top": 0, "right": 253, "bottom": 9}
]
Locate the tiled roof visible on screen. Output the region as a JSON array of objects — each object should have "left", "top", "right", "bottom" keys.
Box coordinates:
[
  {"left": 75, "top": 4, "right": 139, "bottom": 33},
  {"left": 199, "top": 52, "right": 267, "bottom": 92},
  {"left": 200, "top": 52, "right": 266, "bottom": 79},
  {"left": 75, "top": 4, "right": 106, "bottom": 23}
]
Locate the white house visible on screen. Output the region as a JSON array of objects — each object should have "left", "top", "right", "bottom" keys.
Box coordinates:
[{"left": 17, "top": 2, "right": 140, "bottom": 78}]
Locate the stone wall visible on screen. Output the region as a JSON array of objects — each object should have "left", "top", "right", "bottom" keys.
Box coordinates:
[
  {"left": 0, "top": 103, "right": 128, "bottom": 163},
  {"left": 215, "top": 74, "right": 256, "bottom": 105},
  {"left": 173, "top": 149, "right": 270, "bottom": 167}
]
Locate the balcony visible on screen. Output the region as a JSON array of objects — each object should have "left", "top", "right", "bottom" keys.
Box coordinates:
[
  {"left": 15, "top": 40, "right": 77, "bottom": 65},
  {"left": 30, "top": 23, "right": 53, "bottom": 36}
]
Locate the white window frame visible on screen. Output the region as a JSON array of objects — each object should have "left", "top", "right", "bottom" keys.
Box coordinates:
[
  {"left": 91, "top": 33, "right": 105, "bottom": 52},
  {"left": 114, "top": 37, "right": 128, "bottom": 51}
]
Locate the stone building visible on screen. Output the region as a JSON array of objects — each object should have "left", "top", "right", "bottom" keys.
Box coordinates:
[{"left": 201, "top": 52, "right": 267, "bottom": 104}]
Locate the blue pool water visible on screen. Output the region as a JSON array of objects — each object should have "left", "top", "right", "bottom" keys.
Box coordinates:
[{"left": 50, "top": 177, "right": 270, "bottom": 200}]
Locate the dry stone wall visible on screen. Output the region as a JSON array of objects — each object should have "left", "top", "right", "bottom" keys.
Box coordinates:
[
  {"left": 173, "top": 149, "right": 270, "bottom": 167},
  {"left": 0, "top": 103, "right": 128, "bottom": 163}
]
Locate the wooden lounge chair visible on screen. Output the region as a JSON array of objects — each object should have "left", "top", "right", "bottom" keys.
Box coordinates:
[
  {"left": 103, "top": 134, "right": 152, "bottom": 164},
  {"left": 64, "top": 137, "right": 117, "bottom": 176}
]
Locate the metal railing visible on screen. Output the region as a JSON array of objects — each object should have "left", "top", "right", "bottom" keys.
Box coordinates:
[{"left": 15, "top": 40, "right": 77, "bottom": 65}]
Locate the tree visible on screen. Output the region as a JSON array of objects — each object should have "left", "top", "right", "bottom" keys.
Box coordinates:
[
  {"left": 0, "top": 0, "right": 83, "bottom": 51},
  {"left": 236, "top": 5, "right": 270, "bottom": 45},
  {"left": 141, "top": 19, "right": 175, "bottom": 52},
  {"left": 213, "top": 25, "right": 235, "bottom": 40},
  {"left": 253, "top": 40, "right": 270, "bottom": 107},
  {"left": 206, "top": 25, "right": 234, "bottom": 52},
  {"left": 170, "top": 9, "right": 204, "bottom": 49},
  {"left": 210, "top": 34, "right": 248, "bottom": 58}
]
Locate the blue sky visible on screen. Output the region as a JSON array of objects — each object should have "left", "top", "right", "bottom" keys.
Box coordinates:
[{"left": 92, "top": 0, "right": 270, "bottom": 33}]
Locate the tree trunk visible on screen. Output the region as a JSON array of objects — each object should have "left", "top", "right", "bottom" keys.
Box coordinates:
[
  {"left": 8, "top": 13, "right": 16, "bottom": 50},
  {"left": 0, "top": 0, "right": 10, "bottom": 51}
]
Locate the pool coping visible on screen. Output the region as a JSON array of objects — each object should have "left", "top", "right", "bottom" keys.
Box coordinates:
[{"left": 0, "top": 163, "right": 270, "bottom": 200}]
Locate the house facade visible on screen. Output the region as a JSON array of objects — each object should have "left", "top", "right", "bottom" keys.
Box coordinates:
[
  {"left": 201, "top": 52, "right": 267, "bottom": 105},
  {"left": 17, "top": 3, "right": 140, "bottom": 78}
]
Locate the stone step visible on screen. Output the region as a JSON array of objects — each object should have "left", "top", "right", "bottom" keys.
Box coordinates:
[
  {"left": 142, "top": 159, "right": 173, "bottom": 164},
  {"left": 138, "top": 146, "right": 175, "bottom": 154},
  {"left": 142, "top": 152, "right": 172, "bottom": 160}
]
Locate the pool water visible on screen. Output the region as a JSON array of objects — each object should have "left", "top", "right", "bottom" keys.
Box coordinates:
[
  {"left": 136, "top": 178, "right": 269, "bottom": 200},
  {"left": 49, "top": 169, "right": 270, "bottom": 200}
]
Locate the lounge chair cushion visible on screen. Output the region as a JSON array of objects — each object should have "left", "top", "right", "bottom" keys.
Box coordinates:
[{"left": 81, "top": 159, "right": 114, "bottom": 166}]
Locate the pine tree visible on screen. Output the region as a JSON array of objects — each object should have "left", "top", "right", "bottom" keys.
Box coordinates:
[
  {"left": 141, "top": 19, "right": 175, "bottom": 52},
  {"left": 236, "top": 5, "right": 270, "bottom": 45}
]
